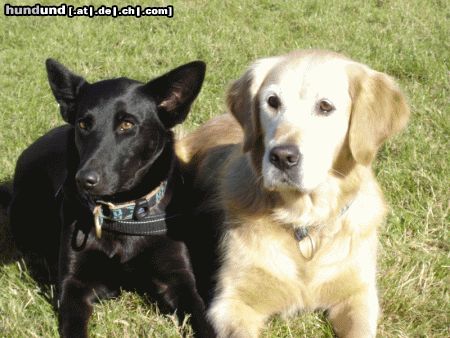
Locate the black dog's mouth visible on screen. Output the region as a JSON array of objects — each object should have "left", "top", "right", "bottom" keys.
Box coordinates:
[
  {"left": 91, "top": 192, "right": 135, "bottom": 204},
  {"left": 74, "top": 189, "right": 97, "bottom": 211},
  {"left": 74, "top": 172, "right": 136, "bottom": 205},
  {"left": 77, "top": 190, "right": 133, "bottom": 208},
  {"left": 76, "top": 179, "right": 159, "bottom": 208}
]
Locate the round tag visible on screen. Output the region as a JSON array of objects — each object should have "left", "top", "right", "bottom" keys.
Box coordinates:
[{"left": 298, "top": 234, "right": 315, "bottom": 260}]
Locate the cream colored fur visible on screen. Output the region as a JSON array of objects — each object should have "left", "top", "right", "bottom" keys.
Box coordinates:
[{"left": 177, "top": 50, "right": 410, "bottom": 338}]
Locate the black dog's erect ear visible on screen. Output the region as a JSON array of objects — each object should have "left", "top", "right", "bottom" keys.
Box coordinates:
[
  {"left": 45, "top": 59, "right": 86, "bottom": 124},
  {"left": 143, "top": 61, "right": 206, "bottom": 128}
]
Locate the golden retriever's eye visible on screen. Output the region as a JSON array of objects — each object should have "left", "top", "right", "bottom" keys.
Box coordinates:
[
  {"left": 267, "top": 95, "right": 281, "bottom": 110},
  {"left": 318, "top": 99, "right": 335, "bottom": 115},
  {"left": 118, "top": 121, "right": 134, "bottom": 132}
]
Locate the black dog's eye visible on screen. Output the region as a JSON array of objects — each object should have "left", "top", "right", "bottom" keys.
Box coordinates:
[
  {"left": 118, "top": 121, "right": 134, "bottom": 132},
  {"left": 267, "top": 95, "right": 281, "bottom": 110},
  {"left": 318, "top": 99, "right": 335, "bottom": 115},
  {"left": 77, "top": 119, "right": 90, "bottom": 131}
]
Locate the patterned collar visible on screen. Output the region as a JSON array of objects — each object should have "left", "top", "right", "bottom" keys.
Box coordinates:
[{"left": 92, "top": 181, "right": 174, "bottom": 238}]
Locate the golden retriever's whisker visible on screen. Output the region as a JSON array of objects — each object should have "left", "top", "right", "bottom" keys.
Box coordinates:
[
  {"left": 253, "top": 173, "right": 264, "bottom": 184},
  {"left": 330, "top": 168, "right": 346, "bottom": 177}
]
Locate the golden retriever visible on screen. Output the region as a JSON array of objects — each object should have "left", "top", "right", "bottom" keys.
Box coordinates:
[{"left": 177, "top": 49, "right": 410, "bottom": 338}]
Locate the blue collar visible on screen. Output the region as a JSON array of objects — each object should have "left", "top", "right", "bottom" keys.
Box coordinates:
[
  {"left": 93, "top": 181, "right": 174, "bottom": 238},
  {"left": 294, "top": 200, "right": 354, "bottom": 242}
]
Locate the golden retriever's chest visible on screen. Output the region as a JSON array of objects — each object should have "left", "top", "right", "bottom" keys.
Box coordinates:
[{"left": 222, "top": 221, "right": 372, "bottom": 313}]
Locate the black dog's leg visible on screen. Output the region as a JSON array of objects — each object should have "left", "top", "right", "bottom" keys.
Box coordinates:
[
  {"left": 57, "top": 214, "right": 93, "bottom": 338},
  {"left": 57, "top": 242, "right": 94, "bottom": 338},
  {"left": 9, "top": 179, "right": 61, "bottom": 281},
  {"left": 58, "top": 256, "right": 120, "bottom": 338},
  {"left": 159, "top": 270, "right": 215, "bottom": 338},
  {"left": 57, "top": 218, "right": 119, "bottom": 338},
  {"left": 145, "top": 242, "right": 215, "bottom": 338},
  {"left": 58, "top": 277, "right": 95, "bottom": 338}
]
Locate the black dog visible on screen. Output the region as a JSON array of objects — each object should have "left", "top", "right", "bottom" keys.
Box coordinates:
[{"left": 8, "top": 59, "right": 213, "bottom": 337}]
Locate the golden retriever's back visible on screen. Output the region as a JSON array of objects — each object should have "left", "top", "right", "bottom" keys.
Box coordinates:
[{"left": 176, "top": 114, "right": 242, "bottom": 166}]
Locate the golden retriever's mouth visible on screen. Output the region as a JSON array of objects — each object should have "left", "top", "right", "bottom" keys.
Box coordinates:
[{"left": 263, "top": 167, "right": 304, "bottom": 192}]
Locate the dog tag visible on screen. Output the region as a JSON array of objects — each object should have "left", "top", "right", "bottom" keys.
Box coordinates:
[
  {"left": 298, "top": 234, "right": 315, "bottom": 260},
  {"left": 93, "top": 205, "right": 103, "bottom": 239}
]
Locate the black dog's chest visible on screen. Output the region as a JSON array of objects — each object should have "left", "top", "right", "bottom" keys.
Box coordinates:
[
  {"left": 94, "top": 233, "right": 128, "bottom": 261},
  {"left": 72, "top": 224, "right": 150, "bottom": 263}
]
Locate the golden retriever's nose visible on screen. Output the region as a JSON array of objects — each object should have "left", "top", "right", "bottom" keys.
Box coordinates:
[{"left": 269, "top": 145, "right": 300, "bottom": 171}]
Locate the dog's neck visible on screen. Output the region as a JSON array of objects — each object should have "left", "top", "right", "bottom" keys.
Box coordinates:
[
  {"left": 273, "top": 167, "right": 364, "bottom": 227},
  {"left": 107, "top": 142, "right": 176, "bottom": 204}
]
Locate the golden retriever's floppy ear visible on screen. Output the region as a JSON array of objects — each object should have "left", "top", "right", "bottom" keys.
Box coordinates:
[
  {"left": 227, "top": 57, "right": 282, "bottom": 152},
  {"left": 348, "top": 64, "right": 410, "bottom": 165}
]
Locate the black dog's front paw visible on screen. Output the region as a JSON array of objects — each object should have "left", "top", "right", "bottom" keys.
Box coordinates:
[
  {"left": 59, "top": 297, "right": 93, "bottom": 338},
  {"left": 59, "top": 312, "right": 90, "bottom": 338},
  {"left": 59, "top": 320, "right": 89, "bottom": 338},
  {"left": 157, "top": 278, "right": 216, "bottom": 338},
  {"left": 58, "top": 279, "right": 94, "bottom": 338}
]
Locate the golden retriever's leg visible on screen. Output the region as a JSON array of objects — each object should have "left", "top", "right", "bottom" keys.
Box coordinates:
[
  {"left": 208, "top": 296, "right": 266, "bottom": 338},
  {"left": 328, "top": 287, "right": 378, "bottom": 338}
]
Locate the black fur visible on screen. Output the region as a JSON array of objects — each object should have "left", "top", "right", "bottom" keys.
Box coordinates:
[
  {"left": 9, "top": 59, "right": 213, "bottom": 337},
  {"left": 0, "top": 185, "right": 12, "bottom": 208}
]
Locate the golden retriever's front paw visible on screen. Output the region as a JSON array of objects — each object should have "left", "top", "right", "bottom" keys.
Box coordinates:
[{"left": 208, "top": 299, "right": 264, "bottom": 338}]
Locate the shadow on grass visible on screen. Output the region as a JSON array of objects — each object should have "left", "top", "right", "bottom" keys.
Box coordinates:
[{"left": 0, "top": 178, "right": 56, "bottom": 305}]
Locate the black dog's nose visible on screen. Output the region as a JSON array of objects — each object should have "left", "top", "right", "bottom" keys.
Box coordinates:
[
  {"left": 269, "top": 145, "right": 300, "bottom": 170},
  {"left": 76, "top": 170, "right": 100, "bottom": 190}
]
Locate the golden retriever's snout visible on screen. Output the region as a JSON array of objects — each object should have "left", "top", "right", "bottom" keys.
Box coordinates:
[
  {"left": 269, "top": 145, "right": 300, "bottom": 171},
  {"left": 265, "top": 144, "right": 303, "bottom": 191}
]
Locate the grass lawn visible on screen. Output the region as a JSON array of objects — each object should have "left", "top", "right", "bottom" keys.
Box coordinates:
[{"left": 0, "top": 0, "right": 448, "bottom": 336}]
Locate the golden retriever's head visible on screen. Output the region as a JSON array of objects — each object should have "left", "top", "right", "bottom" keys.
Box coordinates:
[{"left": 227, "top": 50, "right": 410, "bottom": 194}]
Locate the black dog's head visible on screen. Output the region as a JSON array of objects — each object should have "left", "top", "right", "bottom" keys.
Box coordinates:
[{"left": 46, "top": 59, "right": 205, "bottom": 201}]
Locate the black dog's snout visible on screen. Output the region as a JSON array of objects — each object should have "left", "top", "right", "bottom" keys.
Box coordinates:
[
  {"left": 76, "top": 170, "right": 100, "bottom": 190},
  {"left": 269, "top": 145, "right": 300, "bottom": 170}
]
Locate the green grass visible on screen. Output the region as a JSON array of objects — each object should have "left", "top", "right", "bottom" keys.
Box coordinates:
[{"left": 1, "top": 0, "right": 448, "bottom": 336}]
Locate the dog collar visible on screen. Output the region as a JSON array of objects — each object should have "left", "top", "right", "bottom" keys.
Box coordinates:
[
  {"left": 92, "top": 181, "right": 174, "bottom": 238},
  {"left": 294, "top": 200, "right": 354, "bottom": 260}
]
